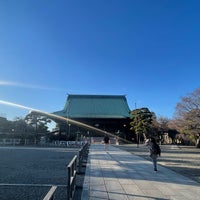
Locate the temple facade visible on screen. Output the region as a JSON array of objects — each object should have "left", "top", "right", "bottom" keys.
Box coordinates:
[{"left": 53, "top": 94, "right": 133, "bottom": 141}]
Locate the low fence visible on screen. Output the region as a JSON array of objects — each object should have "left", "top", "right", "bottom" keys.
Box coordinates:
[
  {"left": 0, "top": 138, "right": 21, "bottom": 145},
  {"left": 77, "top": 142, "right": 89, "bottom": 174},
  {"left": 0, "top": 139, "right": 88, "bottom": 147},
  {"left": 67, "top": 155, "right": 77, "bottom": 200},
  {"left": 42, "top": 142, "right": 90, "bottom": 200},
  {"left": 56, "top": 141, "right": 87, "bottom": 148},
  {"left": 67, "top": 142, "right": 90, "bottom": 200}
]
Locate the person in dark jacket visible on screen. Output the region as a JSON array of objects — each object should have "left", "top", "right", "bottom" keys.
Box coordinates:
[
  {"left": 145, "top": 137, "right": 161, "bottom": 171},
  {"left": 103, "top": 135, "right": 110, "bottom": 151}
]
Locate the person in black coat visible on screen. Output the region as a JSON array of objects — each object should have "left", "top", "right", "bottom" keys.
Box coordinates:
[
  {"left": 103, "top": 135, "right": 110, "bottom": 151},
  {"left": 145, "top": 137, "right": 161, "bottom": 171}
]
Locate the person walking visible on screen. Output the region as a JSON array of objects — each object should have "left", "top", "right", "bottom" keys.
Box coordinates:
[
  {"left": 103, "top": 135, "right": 110, "bottom": 151},
  {"left": 146, "top": 137, "right": 161, "bottom": 171}
]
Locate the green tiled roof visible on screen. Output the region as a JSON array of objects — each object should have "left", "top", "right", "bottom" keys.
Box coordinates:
[{"left": 53, "top": 94, "right": 131, "bottom": 118}]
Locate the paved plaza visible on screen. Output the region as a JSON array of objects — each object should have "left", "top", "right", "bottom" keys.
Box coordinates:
[
  {"left": 116, "top": 144, "right": 200, "bottom": 184},
  {"left": 82, "top": 144, "right": 200, "bottom": 200}
]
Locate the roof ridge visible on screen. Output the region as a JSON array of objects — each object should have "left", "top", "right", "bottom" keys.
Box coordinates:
[{"left": 67, "top": 94, "right": 126, "bottom": 97}]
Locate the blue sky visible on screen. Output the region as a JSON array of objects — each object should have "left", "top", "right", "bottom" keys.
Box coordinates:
[{"left": 0, "top": 0, "right": 200, "bottom": 120}]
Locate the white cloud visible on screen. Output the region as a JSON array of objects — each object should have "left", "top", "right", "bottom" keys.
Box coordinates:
[{"left": 0, "top": 80, "right": 65, "bottom": 91}]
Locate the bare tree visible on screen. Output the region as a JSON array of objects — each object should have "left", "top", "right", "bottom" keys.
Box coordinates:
[
  {"left": 175, "top": 87, "right": 200, "bottom": 147},
  {"left": 176, "top": 88, "right": 200, "bottom": 117}
]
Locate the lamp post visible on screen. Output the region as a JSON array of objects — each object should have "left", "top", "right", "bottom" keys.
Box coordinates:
[
  {"left": 68, "top": 123, "right": 71, "bottom": 137},
  {"left": 87, "top": 131, "right": 90, "bottom": 143}
]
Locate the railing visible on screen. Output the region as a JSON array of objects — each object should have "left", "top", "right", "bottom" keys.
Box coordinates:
[
  {"left": 67, "top": 142, "right": 90, "bottom": 199},
  {"left": 77, "top": 142, "right": 89, "bottom": 174},
  {"left": 42, "top": 142, "right": 90, "bottom": 200},
  {"left": 43, "top": 186, "right": 57, "bottom": 200},
  {"left": 67, "top": 155, "right": 77, "bottom": 200}
]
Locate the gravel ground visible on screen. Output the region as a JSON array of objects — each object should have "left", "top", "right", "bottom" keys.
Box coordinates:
[
  {"left": 0, "top": 146, "right": 80, "bottom": 200},
  {"left": 115, "top": 144, "right": 200, "bottom": 183}
]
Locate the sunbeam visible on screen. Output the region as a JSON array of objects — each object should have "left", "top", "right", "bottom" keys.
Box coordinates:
[{"left": 0, "top": 99, "right": 132, "bottom": 144}]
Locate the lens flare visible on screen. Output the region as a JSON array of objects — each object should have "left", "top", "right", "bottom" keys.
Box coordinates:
[{"left": 0, "top": 100, "right": 131, "bottom": 143}]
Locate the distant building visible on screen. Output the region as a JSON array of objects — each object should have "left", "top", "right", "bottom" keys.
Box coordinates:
[{"left": 53, "top": 94, "right": 132, "bottom": 140}]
